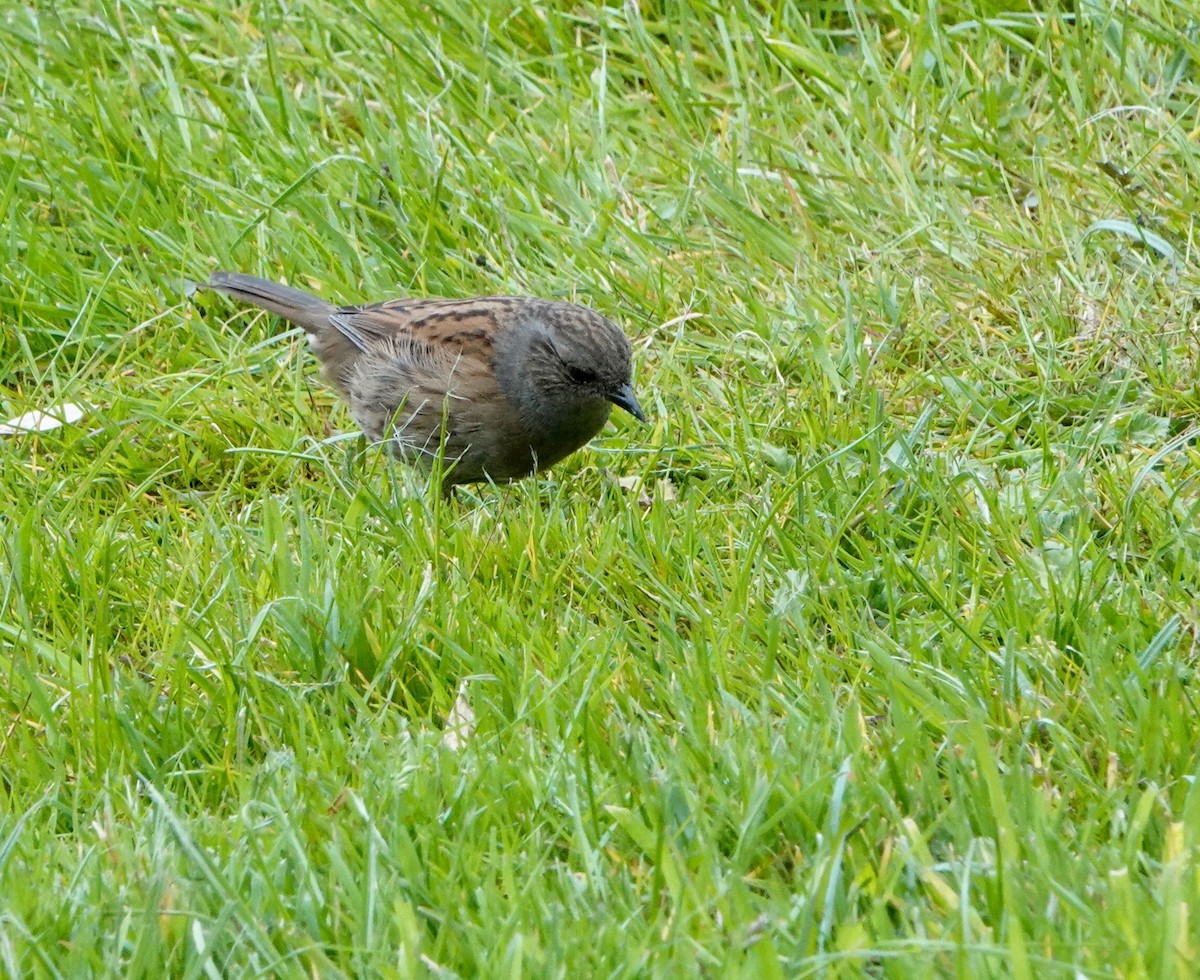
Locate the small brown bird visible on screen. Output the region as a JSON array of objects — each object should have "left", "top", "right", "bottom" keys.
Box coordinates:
[{"left": 202, "top": 272, "right": 646, "bottom": 493}]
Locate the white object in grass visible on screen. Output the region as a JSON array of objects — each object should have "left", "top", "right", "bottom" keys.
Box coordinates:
[{"left": 0, "top": 402, "right": 89, "bottom": 435}]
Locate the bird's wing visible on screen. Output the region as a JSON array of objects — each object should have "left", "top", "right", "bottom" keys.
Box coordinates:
[
  {"left": 332, "top": 297, "right": 537, "bottom": 483},
  {"left": 318, "top": 298, "right": 498, "bottom": 398},
  {"left": 339, "top": 312, "right": 518, "bottom": 480},
  {"left": 330, "top": 296, "right": 524, "bottom": 350}
]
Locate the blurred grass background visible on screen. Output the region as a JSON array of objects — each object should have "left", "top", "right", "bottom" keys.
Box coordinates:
[{"left": 2, "top": 0, "right": 1199, "bottom": 974}]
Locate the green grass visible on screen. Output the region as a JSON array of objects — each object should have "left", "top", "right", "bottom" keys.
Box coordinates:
[{"left": 2, "top": 0, "right": 1199, "bottom": 974}]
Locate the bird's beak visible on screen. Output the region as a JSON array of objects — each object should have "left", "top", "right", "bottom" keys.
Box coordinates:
[{"left": 607, "top": 383, "right": 647, "bottom": 422}]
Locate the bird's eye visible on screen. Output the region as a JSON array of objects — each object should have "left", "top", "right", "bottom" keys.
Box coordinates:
[{"left": 566, "top": 365, "right": 599, "bottom": 384}]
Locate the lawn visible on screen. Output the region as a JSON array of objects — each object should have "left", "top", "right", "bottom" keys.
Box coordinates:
[{"left": 2, "top": 0, "right": 1199, "bottom": 975}]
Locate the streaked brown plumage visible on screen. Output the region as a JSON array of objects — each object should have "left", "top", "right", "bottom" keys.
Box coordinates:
[{"left": 202, "top": 272, "right": 646, "bottom": 494}]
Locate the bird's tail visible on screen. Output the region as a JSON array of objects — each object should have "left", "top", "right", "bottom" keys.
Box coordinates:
[{"left": 203, "top": 271, "right": 336, "bottom": 335}]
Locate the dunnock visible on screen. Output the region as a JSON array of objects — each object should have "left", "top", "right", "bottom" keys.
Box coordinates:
[{"left": 202, "top": 272, "right": 646, "bottom": 493}]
